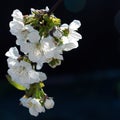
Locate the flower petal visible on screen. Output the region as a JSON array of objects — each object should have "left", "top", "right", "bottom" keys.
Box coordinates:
[
  {"left": 12, "top": 9, "right": 23, "bottom": 21},
  {"left": 60, "top": 24, "right": 69, "bottom": 30},
  {"left": 29, "top": 107, "right": 39, "bottom": 117},
  {"left": 5, "top": 47, "right": 20, "bottom": 59},
  {"left": 69, "top": 20, "right": 81, "bottom": 30}
]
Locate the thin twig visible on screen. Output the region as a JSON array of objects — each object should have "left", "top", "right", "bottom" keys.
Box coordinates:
[{"left": 48, "top": 0, "right": 63, "bottom": 15}]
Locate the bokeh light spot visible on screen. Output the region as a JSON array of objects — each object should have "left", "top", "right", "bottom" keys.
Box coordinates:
[{"left": 64, "top": 0, "right": 86, "bottom": 13}]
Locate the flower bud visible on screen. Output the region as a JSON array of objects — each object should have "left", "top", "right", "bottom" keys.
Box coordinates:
[{"left": 44, "top": 98, "right": 55, "bottom": 109}]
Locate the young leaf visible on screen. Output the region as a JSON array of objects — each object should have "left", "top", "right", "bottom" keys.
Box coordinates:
[{"left": 6, "top": 75, "right": 26, "bottom": 91}]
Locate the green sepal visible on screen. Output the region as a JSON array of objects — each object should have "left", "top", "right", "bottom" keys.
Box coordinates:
[
  {"left": 6, "top": 75, "right": 26, "bottom": 91},
  {"left": 48, "top": 58, "right": 61, "bottom": 68},
  {"left": 63, "top": 29, "right": 69, "bottom": 36}
]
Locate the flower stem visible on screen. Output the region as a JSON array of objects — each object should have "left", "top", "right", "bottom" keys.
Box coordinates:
[{"left": 48, "top": 0, "right": 63, "bottom": 15}]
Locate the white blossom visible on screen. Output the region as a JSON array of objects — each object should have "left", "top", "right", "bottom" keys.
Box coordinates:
[
  {"left": 44, "top": 98, "right": 55, "bottom": 109},
  {"left": 9, "top": 9, "right": 24, "bottom": 37},
  {"left": 10, "top": 20, "right": 40, "bottom": 46},
  {"left": 9, "top": 9, "right": 40, "bottom": 46},
  {"left": 20, "top": 97, "right": 45, "bottom": 117},
  {"left": 7, "top": 60, "right": 47, "bottom": 89},
  {"left": 21, "top": 35, "right": 60, "bottom": 69},
  {"left": 61, "top": 20, "right": 82, "bottom": 51},
  {"left": 9, "top": 20, "right": 24, "bottom": 37}
]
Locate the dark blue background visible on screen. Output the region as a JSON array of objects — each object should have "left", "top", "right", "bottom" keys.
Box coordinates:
[{"left": 1, "top": 0, "right": 120, "bottom": 119}]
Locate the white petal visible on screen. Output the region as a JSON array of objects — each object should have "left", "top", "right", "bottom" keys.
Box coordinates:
[
  {"left": 9, "top": 21, "right": 24, "bottom": 36},
  {"left": 35, "top": 105, "right": 45, "bottom": 113},
  {"left": 7, "top": 68, "right": 18, "bottom": 81},
  {"left": 28, "top": 30, "right": 40, "bottom": 43},
  {"left": 29, "top": 107, "right": 39, "bottom": 117},
  {"left": 20, "top": 97, "right": 29, "bottom": 108},
  {"left": 45, "top": 6, "right": 49, "bottom": 12},
  {"left": 31, "top": 98, "right": 45, "bottom": 112},
  {"left": 20, "top": 61, "right": 32, "bottom": 70},
  {"left": 16, "top": 36, "right": 25, "bottom": 46},
  {"left": 61, "top": 36, "right": 69, "bottom": 44},
  {"left": 31, "top": 8, "right": 35, "bottom": 13},
  {"left": 36, "top": 63, "right": 43, "bottom": 70},
  {"left": 55, "top": 53, "right": 63, "bottom": 60},
  {"left": 69, "top": 31, "right": 82, "bottom": 41},
  {"left": 28, "top": 70, "right": 40, "bottom": 83},
  {"left": 20, "top": 42, "right": 30, "bottom": 54},
  {"left": 39, "top": 72, "right": 47, "bottom": 81},
  {"left": 69, "top": 20, "right": 81, "bottom": 30},
  {"left": 7, "top": 58, "right": 18, "bottom": 68},
  {"left": 28, "top": 49, "right": 43, "bottom": 63},
  {"left": 24, "top": 25, "right": 34, "bottom": 32},
  {"left": 44, "top": 98, "right": 55, "bottom": 109},
  {"left": 22, "top": 84, "right": 30, "bottom": 89},
  {"left": 60, "top": 24, "right": 69, "bottom": 30},
  {"left": 63, "top": 42, "right": 78, "bottom": 51},
  {"left": 5, "top": 47, "right": 20, "bottom": 59},
  {"left": 12, "top": 9, "right": 23, "bottom": 21}
]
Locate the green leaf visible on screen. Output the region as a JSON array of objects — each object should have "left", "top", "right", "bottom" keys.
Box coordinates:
[{"left": 6, "top": 75, "right": 26, "bottom": 91}]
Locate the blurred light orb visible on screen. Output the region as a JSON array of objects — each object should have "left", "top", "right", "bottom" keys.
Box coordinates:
[
  {"left": 64, "top": 0, "right": 86, "bottom": 13},
  {"left": 115, "top": 10, "right": 120, "bottom": 33}
]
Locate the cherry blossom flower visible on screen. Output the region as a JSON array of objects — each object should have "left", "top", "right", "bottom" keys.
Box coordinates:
[
  {"left": 5, "top": 47, "right": 47, "bottom": 89},
  {"left": 20, "top": 97, "right": 45, "bottom": 117},
  {"left": 60, "top": 20, "right": 82, "bottom": 51},
  {"left": 8, "top": 60, "right": 47, "bottom": 89}
]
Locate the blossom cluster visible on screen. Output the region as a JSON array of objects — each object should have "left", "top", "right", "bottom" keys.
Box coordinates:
[{"left": 5, "top": 6, "right": 82, "bottom": 117}]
